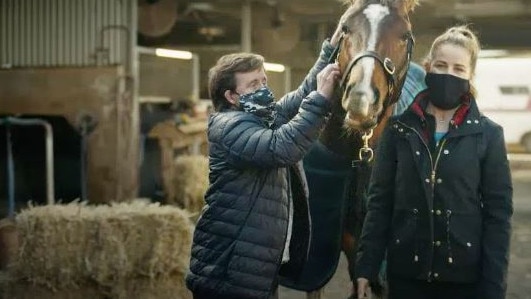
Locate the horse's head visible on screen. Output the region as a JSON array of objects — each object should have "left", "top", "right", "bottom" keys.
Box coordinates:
[{"left": 334, "top": 0, "right": 418, "bottom": 131}]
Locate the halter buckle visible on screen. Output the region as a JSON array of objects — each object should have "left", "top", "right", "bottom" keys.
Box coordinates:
[{"left": 358, "top": 147, "right": 374, "bottom": 162}]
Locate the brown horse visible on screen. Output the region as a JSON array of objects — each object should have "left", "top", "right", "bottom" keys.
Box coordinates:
[{"left": 279, "top": 0, "right": 418, "bottom": 298}]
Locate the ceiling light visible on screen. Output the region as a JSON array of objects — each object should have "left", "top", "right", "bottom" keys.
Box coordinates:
[
  {"left": 479, "top": 49, "right": 509, "bottom": 58},
  {"left": 155, "top": 48, "right": 193, "bottom": 60},
  {"left": 198, "top": 26, "right": 225, "bottom": 38},
  {"left": 264, "top": 62, "right": 285, "bottom": 72}
]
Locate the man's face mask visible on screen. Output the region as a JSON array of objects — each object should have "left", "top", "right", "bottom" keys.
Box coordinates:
[
  {"left": 237, "top": 86, "right": 276, "bottom": 126},
  {"left": 425, "top": 73, "right": 470, "bottom": 110}
]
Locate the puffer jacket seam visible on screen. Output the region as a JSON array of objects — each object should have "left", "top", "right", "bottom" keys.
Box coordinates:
[
  {"left": 195, "top": 227, "right": 287, "bottom": 249},
  {"left": 188, "top": 274, "right": 270, "bottom": 293},
  {"left": 206, "top": 204, "right": 289, "bottom": 221},
  {"left": 192, "top": 255, "right": 278, "bottom": 271}
]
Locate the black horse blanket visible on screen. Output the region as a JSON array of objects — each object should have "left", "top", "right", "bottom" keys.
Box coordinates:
[{"left": 279, "top": 141, "right": 352, "bottom": 291}]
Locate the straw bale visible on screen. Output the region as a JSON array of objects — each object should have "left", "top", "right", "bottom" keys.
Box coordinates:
[
  {"left": 1, "top": 279, "right": 103, "bottom": 299},
  {"left": 7, "top": 201, "right": 194, "bottom": 292},
  {"left": 112, "top": 275, "right": 191, "bottom": 299},
  {"left": 1, "top": 274, "right": 191, "bottom": 299},
  {"left": 172, "top": 155, "right": 209, "bottom": 214}
]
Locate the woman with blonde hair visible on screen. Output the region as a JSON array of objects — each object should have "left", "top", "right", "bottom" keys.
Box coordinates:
[{"left": 355, "top": 25, "right": 513, "bottom": 299}]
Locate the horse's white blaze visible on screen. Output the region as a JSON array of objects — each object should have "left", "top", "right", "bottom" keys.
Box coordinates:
[
  {"left": 355, "top": 4, "right": 389, "bottom": 110},
  {"left": 364, "top": 4, "right": 389, "bottom": 51}
]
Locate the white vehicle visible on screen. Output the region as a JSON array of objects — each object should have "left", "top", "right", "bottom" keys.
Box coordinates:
[{"left": 474, "top": 57, "right": 531, "bottom": 152}]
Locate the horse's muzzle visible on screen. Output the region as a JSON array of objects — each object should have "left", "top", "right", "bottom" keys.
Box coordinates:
[{"left": 344, "top": 112, "right": 377, "bottom": 131}]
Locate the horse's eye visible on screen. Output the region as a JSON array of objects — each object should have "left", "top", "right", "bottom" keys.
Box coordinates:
[{"left": 341, "top": 25, "right": 350, "bottom": 34}]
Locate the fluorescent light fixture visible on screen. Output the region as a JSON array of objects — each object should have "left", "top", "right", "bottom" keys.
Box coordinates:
[
  {"left": 155, "top": 48, "right": 193, "bottom": 60},
  {"left": 479, "top": 49, "right": 509, "bottom": 58},
  {"left": 264, "top": 62, "right": 285, "bottom": 72}
]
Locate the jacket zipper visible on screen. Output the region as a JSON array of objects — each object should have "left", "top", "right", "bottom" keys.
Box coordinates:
[
  {"left": 397, "top": 121, "right": 448, "bottom": 280},
  {"left": 431, "top": 139, "right": 447, "bottom": 189},
  {"left": 270, "top": 170, "right": 291, "bottom": 297}
]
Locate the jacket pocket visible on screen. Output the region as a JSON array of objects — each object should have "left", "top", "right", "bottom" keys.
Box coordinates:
[
  {"left": 446, "top": 212, "right": 482, "bottom": 268},
  {"left": 389, "top": 208, "right": 420, "bottom": 263}
]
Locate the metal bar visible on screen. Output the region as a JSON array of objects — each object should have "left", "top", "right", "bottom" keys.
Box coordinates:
[
  {"left": 0, "top": 0, "right": 7, "bottom": 65},
  {"left": 0, "top": 117, "right": 56, "bottom": 206},
  {"left": 241, "top": 0, "right": 252, "bottom": 52},
  {"left": 16, "top": 0, "right": 22, "bottom": 66},
  {"left": 5, "top": 126, "right": 15, "bottom": 218},
  {"left": 284, "top": 66, "right": 292, "bottom": 95},
  {"left": 80, "top": 120, "right": 88, "bottom": 201},
  {"left": 192, "top": 54, "right": 200, "bottom": 101}
]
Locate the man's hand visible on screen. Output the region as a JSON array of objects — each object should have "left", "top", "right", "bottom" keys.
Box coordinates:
[
  {"left": 356, "top": 277, "right": 371, "bottom": 299},
  {"left": 316, "top": 63, "right": 340, "bottom": 100}
]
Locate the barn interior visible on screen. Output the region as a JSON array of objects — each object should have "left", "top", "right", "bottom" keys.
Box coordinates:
[{"left": 1, "top": 0, "right": 530, "bottom": 208}]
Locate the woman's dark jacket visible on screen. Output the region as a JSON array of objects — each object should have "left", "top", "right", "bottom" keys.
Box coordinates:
[
  {"left": 186, "top": 41, "right": 335, "bottom": 299},
  {"left": 356, "top": 91, "right": 513, "bottom": 299}
]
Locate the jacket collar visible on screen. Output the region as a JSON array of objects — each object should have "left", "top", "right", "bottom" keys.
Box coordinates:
[
  {"left": 398, "top": 90, "right": 483, "bottom": 138},
  {"left": 408, "top": 90, "right": 472, "bottom": 126}
]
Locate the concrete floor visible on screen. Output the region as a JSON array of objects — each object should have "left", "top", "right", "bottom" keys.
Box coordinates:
[{"left": 280, "top": 162, "right": 531, "bottom": 299}]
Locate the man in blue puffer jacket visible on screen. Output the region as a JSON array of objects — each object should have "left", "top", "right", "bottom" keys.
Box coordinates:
[{"left": 185, "top": 33, "right": 343, "bottom": 298}]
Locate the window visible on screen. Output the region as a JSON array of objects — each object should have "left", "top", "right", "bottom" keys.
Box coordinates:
[{"left": 499, "top": 86, "right": 529, "bottom": 95}]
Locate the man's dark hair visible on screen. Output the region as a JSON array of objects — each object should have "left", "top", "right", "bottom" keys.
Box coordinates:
[{"left": 208, "top": 53, "right": 264, "bottom": 111}]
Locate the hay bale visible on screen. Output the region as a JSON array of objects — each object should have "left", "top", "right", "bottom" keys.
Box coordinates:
[
  {"left": 3, "top": 201, "right": 193, "bottom": 299},
  {"left": 172, "top": 155, "right": 209, "bottom": 215},
  {"left": 113, "top": 276, "right": 191, "bottom": 299},
  {"left": 2, "top": 275, "right": 190, "bottom": 299},
  {"left": 1, "top": 280, "right": 103, "bottom": 299}
]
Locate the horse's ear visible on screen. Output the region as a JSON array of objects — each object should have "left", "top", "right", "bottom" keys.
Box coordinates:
[
  {"left": 402, "top": 0, "right": 420, "bottom": 13},
  {"left": 342, "top": 0, "right": 356, "bottom": 6}
]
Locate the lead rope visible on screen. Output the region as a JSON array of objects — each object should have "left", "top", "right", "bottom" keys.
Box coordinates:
[{"left": 348, "top": 128, "right": 380, "bottom": 297}]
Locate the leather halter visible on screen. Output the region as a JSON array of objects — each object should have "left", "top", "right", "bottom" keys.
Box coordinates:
[
  {"left": 330, "top": 26, "right": 415, "bottom": 110},
  {"left": 328, "top": 22, "right": 414, "bottom": 162}
]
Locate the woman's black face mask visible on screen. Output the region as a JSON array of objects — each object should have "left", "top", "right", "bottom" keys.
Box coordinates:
[{"left": 425, "top": 73, "right": 470, "bottom": 110}]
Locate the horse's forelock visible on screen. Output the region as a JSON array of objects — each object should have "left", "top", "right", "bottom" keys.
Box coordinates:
[
  {"left": 388, "top": 0, "right": 420, "bottom": 13},
  {"left": 342, "top": 0, "right": 419, "bottom": 14}
]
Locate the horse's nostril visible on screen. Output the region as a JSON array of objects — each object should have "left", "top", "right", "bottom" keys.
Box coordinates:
[
  {"left": 351, "top": 87, "right": 368, "bottom": 99},
  {"left": 355, "top": 90, "right": 365, "bottom": 97},
  {"left": 345, "top": 84, "right": 353, "bottom": 98},
  {"left": 373, "top": 89, "right": 380, "bottom": 104}
]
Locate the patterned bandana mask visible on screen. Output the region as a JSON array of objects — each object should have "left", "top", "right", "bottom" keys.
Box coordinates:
[{"left": 238, "top": 86, "right": 276, "bottom": 127}]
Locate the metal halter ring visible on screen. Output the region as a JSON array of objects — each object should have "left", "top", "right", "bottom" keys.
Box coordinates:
[{"left": 383, "top": 57, "right": 396, "bottom": 75}]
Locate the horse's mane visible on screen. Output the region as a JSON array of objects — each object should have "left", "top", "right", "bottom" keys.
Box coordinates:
[{"left": 340, "top": 0, "right": 420, "bottom": 12}]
